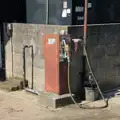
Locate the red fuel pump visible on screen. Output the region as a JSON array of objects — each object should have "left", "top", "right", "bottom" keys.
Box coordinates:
[{"left": 43, "top": 34, "right": 70, "bottom": 95}]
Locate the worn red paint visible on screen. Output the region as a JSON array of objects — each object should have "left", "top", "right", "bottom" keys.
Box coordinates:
[{"left": 44, "top": 34, "right": 68, "bottom": 95}]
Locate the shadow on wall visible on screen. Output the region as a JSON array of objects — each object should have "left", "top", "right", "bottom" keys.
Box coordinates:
[
  {"left": 0, "top": 23, "right": 7, "bottom": 80},
  {"left": 0, "top": 23, "right": 13, "bottom": 81},
  {"left": 68, "top": 24, "right": 120, "bottom": 91}
]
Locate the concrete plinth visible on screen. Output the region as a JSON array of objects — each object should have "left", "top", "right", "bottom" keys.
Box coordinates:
[{"left": 38, "top": 92, "right": 74, "bottom": 109}]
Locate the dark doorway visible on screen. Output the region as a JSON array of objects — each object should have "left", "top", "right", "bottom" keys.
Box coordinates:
[
  {"left": 0, "top": 0, "right": 26, "bottom": 23},
  {"left": 0, "top": 23, "right": 5, "bottom": 81}
]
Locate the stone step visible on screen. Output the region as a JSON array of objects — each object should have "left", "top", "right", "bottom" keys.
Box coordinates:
[
  {"left": 38, "top": 92, "right": 75, "bottom": 109},
  {"left": 0, "top": 78, "right": 27, "bottom": 91}
]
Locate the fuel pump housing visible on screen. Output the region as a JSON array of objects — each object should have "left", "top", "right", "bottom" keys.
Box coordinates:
[{"left": 43, "top": 34, "right": 84, "bottom": 98}]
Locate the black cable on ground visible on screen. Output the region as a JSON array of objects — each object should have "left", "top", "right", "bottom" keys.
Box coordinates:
[{"left": 68, "top": 45, "right": 108, "bottom": 109}]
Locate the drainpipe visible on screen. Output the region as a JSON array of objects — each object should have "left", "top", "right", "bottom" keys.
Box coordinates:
[
  {"left": 46, "top": 0, "right": 49, "bottom": 24},
  {"left": 83, "top": 0, "right": 88, "bottom": 47},
  {"left": 23, "top": 45, "right": 34, "bottom": 89}
]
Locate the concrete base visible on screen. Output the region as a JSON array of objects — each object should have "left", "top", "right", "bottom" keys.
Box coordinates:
[
  {"left": 38, "top": 92, "right": 74, "bottom": 109},
  {"left": 0, "top": 78, "right": 24, "bottom": 91}
]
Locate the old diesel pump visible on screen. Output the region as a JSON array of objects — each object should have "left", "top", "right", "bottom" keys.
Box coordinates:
[
  {"left": 44, "top": 34, "right": 85, "bottom": 97},
  {"left": 44, "top": 34, "right": 71, "bottom": 95}
]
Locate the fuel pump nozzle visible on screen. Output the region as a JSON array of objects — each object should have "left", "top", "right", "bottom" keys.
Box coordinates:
[
  {"left": 72, "top": 38, "right": 82, "bottom": 52},
  {"left": 60, "top": 37, "right": 71, "bottom": 63},
  {"left": 64, "top": 44, "right": 70, "bottom": 63}
]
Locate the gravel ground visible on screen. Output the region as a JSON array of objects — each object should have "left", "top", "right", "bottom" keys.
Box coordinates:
[{"left": 0, "top": 90, "right": 120, "bottom": 120}]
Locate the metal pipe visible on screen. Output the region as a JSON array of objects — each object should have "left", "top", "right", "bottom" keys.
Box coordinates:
[
  {"left": 23, "top": 46, "right": 28, "bottom": 88},
  {"left": 83, "top": 0, "right": 88, "bottom": 46},
  {"left": 23, "top": 45, "right": 34, "bottom": 89},
  {"left": 29, "top": 45, "right": 34, "bottom": 89},
  {"left": 46, "top": 0, "right": 49, "bottom": 24}
]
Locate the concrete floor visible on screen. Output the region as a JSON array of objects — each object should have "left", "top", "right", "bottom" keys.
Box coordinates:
[{"left": 0, "top": 90, "right": 120, "bottom": 120}]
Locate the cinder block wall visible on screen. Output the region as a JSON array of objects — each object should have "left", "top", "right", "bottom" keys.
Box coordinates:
[
  {"left": 6, "top": 23, "right": 120, "bottom": 92},
  {"left": 5, "top": 23, "right": 67, "bottom": 91},
  {"left": 68, "top": 24, "right": 120, "bottom": 91}
]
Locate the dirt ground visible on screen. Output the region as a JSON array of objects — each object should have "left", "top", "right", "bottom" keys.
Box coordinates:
[{"left": 0, "top": 90, "right": 120, "bottom": 120}]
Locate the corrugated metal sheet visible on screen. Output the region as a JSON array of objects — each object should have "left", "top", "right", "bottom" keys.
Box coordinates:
[
  {"left": 1, "top": 0, "right": 120, "bottom": 24},
  {"left": 26, "top": 0, "right": 47, "bottom": 24},
  {"left": 48, "top": 0, "right": 72, "bottom": 25},
  {"left": 95, "top": 0, "right": 120, "bottom": 24},
  {"left": 26, "top": 0, "right": 72, "bottom": 25}
]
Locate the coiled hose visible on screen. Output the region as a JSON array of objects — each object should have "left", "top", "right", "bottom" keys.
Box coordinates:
[{"left": 68, "top": 46, "right": 108, "bottom": 109}]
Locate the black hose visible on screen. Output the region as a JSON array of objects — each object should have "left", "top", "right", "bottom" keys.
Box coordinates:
[
  {"left": 30, "top": 45, "right": 34, "bottom": 89},
  {"left": 68, "top": 45, "right": 108, "bottom": 109},
  {"left": 23, "top": 46, "right": 28, "bottom": 88}
]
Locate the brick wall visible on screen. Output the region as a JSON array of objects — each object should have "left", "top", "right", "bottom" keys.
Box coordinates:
[
  {"left": 5, "top": 23, "right": 120, "bottom": 93},
  {"left": 68, "top": 24, "right": 120, "bottom": 91}
]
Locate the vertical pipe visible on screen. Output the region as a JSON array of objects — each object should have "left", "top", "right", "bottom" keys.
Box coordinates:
[
  {"left": 23, "top": 47, "right": 26, "bottom": 88},
  {"left": 83, "top": 0, "right": 88, "bottom": 91},
  {"left": 9, "top": 24, "right": 14, "bottom": 80},
  {"left": 46, "top": 0, "right": 49, "bottom": 24},
  {"left": 31, "top": 46, "right": 34, "bottom": 89},
  {"left": 23, "top": 45, "right": 34, "bottom": 89},
  {"left": 83, "top": 0, "right": 88, "bottom": 46}
]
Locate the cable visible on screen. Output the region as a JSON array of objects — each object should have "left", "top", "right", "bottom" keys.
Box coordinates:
[
  {"left": 67, "top": 0, "right": 108, "bottom": 109},
  {"left": 67, "top": 45, "right": 108, "bottom": 109},
  {"left": 84, "top": 46, "right": 108, "bottom": 108}
]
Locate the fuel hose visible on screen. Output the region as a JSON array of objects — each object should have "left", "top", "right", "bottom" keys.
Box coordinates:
[{"left": 67, "top": 45, "right": 108, "bottom": 109}]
